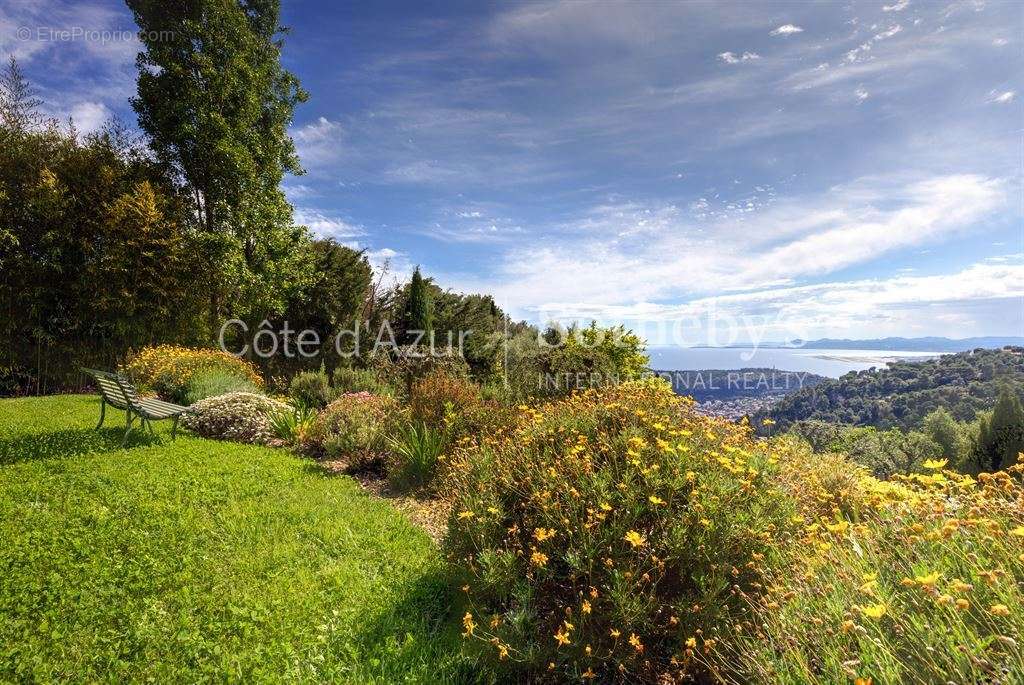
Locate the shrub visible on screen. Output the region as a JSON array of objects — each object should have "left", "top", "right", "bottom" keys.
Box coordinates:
[
  {"left": 717, "top": 462, "right": 1024, "bottom": 684},
  {"left": 300, "top": 392, "right": 400, "bottom": 472},
  {"left": 288, "top": 368, "right": 332, "bottom": 409},
  {"left": 387, "top": 421, "right": 446, "bottom": 491},
  {"left": 409, "top": 368, "right": 482, "bottom": 427},
  {"left": 183, "top": 369, "right": 261, "bottom": 404},
  {"left": 180, "top": 392, "right": 289, "bottom": 445},
  {"left": 442, "top": 379, "right": 800, "bottom": 682},
  {"left": 332, "top": 366, "right": 397, "bottom": 397},
  {"left": 123, "top": 345, "right": 263, "bottom": 403}
]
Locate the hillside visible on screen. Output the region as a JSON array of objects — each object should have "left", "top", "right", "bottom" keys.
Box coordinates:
[{"left": 758, "top": 346, "right": 1024, "bottom": 431}]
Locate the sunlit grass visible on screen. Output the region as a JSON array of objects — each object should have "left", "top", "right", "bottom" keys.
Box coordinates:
[{"left": 0, "top": 395, "right": 480, "bottom": 683}]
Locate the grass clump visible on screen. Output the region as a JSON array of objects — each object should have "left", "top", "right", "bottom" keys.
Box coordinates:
[
  {"left": 183, "top": 368, "right": 261, "bottom": 403},
  {"left": 388, "top": 421, "right": 447, "bottom": 491}
]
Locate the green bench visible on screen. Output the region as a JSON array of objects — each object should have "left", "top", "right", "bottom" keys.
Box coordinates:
[{"left": 81, "top": 368, "right": 189, "bottom": 445}]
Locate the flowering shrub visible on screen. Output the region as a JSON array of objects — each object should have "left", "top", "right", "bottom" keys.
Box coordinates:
[
  {"left": 444, "top": 379, "right": 1024, "bottom": 683},
  {"left": 443, "top": 379, "right": 800, "bottom": 682},
  {"left": 300, "top": 392, "right": 400, "bottom": 472},
  {"left": 181, "top": 392, "right": 289, "bottom": 445},
  {"left": 717, "top": 459, "right": 1024, "bottom": 683},
  {"left": 123, "top": 345, "right": 263, "bottom": 403}
]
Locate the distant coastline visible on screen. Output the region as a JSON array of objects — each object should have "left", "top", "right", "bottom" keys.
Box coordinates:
[{"left": 689, "top": 336, "right": 1024, "bottom": 352}]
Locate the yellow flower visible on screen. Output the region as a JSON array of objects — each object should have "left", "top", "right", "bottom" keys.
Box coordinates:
[
  {"left": 955, "top": 598, "right": 970, "bottom": 610},
  {"left": 609, "top": 628, "right": 621, "bottom": 638},
  {"left": 825, "top": 520, "right": 849, "bottom": 534},
  {"left": 1011, "top": 526, "right": 1024, "bottom": 537},
  {"left": 624, "top": 530, "right": 646, "bottom": 548},
  {"left": 554, "top": 627, "right": 571, "bottom": 646},
  {"left": 990, "top": 604, "right": 1010, "bottom": 617},
  {"left": 854, "top": 678, "right": 873, "bottom": 685},
  {"left": 581, "top": 667, "right": 596, "bottom": 680},
  {"left": 462, "top": 612, "right": 476, "bottom": 636},
  {"left": 922, "top": 458, "right": 948, "bottom": 470},
  {"left": 950, "top": 579, "right": 972, "bottom": 593},
  {"left": 531, "top": 551, "right": 549, "bottom": 567},
  {"left": 648, "top": 495, "right": 666, "bottom": 506},
  {"left": 861, "top": 603, "right": 887, "bottom": 619},
  {"left": 628, "top": 633, "right": 644, "bottom": 652},
  {"left": 685, "top": 636, "right": 697, "bottom": 648},
  {"left": 533, "top": 527, "right": 555, "bottom": 542},
  {"left": 458, "top": 511, "right": 475, "bottom": 520},
  {"left": 581, "top": 600, "right": 592, "bottom": 614},
  {"left": 915, "top": 571, "right": 941, "bottom": 587}
]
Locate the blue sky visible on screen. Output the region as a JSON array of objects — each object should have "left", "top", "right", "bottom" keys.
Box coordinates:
[{"left": 3, "top": 0, "right": 1022, "bottom": 343}]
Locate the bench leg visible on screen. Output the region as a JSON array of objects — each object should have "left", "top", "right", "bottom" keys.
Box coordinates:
[
  {"left": 171, "top": 415, "right": 180, "bottom": 441},
  {"left": 95, "top": 398, "right": 106, "bottom": 429},
  {"left": 122, "top": 410, "right": 133, "bottom": 447}
]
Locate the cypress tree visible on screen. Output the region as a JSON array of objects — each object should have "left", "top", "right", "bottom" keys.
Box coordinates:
[
  {"left": 405, "top": 266, "right": 433, "bottom": 345},
  {"left": 974, "top": 387, "right": 1024, "bottom": 472}
]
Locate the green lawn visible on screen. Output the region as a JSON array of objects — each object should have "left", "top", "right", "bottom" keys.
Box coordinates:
[{"left": 0, "top": 395, "right": 479, "bottom": 683}]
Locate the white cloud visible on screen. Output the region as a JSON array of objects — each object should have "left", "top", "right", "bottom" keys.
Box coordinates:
[
  {"left": 549, "top": 259, "right": 1024, "bottom": 344},
  {"left": 883, "top": 0, "right": 910, "bottom": 12},
  {"left": 988, "top": 90, "right": 1015, "bottom": 104},
  {"left": 68, "top": 101, "right": 110, "bottom": 134},
  {"left": 292, "top": 117, "right": 344, "bottom": 168},
  {"left": 770, "top": 24, "right": 804, "bottom": 36},
  {"left": 717, "top": 51, "right": 761, "bottom": 64},
  {"left": 459, "top": 173, "right": 1008, "bottom": 318},
  {"left": 293, "top": 208, "right": 364, "bottom": 239},
  {"left": 855, "top": 86, "right": 870, "bottom": 101},
  {"left": 992, "top": 37, "right": 1009, "bottom": 47}
]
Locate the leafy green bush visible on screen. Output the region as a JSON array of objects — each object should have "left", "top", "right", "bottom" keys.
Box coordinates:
[
  {"left": 183, "top": 369, "right": 261, "bottom": 404},
  {"left": 288, "top": 368, "right": 332, "bottom": 409},
  {"left": 181, "top": 392, "right": 289, "bottom": 445},
  {"left": 332, "top": 366, "right": 397, "bottom": 397},
  {"left": 387, "top": 421, "right": 446, "bottom": 491},
  {"left": 300, "top": 392, "right": 400, "bottom": 472},
  {"left": 442, "top": 379, "right": 798, "bottom": 681},
  {"left": 123, "top": 345, "right": 264, "bottom": 403}
]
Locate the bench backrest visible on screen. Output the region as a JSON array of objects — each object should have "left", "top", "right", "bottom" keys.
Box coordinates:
[{"left": 81, "top": 368, "right": 141, "bottom": 410}]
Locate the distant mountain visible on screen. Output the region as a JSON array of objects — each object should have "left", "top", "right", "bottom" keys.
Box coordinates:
[
  {"left": 756, "top": 347, "right": 1024, "bottom": 432},
  {"left": 705, "top": 337, "right": 1024, "bottom": 352},
  {"left": 782, "top": 337, "right": 1024, "bottom": 352}
]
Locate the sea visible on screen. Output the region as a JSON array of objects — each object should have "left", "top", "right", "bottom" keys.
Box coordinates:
[{"left": 647, "top": 347, "right": 945, "bottom": 379}]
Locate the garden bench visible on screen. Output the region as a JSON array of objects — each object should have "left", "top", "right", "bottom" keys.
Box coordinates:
[{"left": 81, "top": 368, "right": 189, "bottom": 445}]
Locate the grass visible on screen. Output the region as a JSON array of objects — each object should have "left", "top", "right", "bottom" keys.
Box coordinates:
[{"left": 0, "top": 395, "right": 481, "bottom": 683}]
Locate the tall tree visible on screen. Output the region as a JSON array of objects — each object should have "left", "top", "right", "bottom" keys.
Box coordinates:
[
  {"left": 0, "top": 57, "right": 44, "bottom": 132},
  {"left": 404, "top": 266, "right": 433, "bottom": 344},
  {"left": 126, "top": 0, "right": 309, "bottom": 337},
  {"left": 974, "top": 387, "right": 1024, "bottom": 472}
]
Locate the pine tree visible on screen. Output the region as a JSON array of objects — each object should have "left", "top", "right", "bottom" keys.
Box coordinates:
[
  {"left": 974, "top": 387, "right": 1024, "bottom": 472},
  {"left": 404, "top": 266, "right": 433, "bottom": 345}
]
